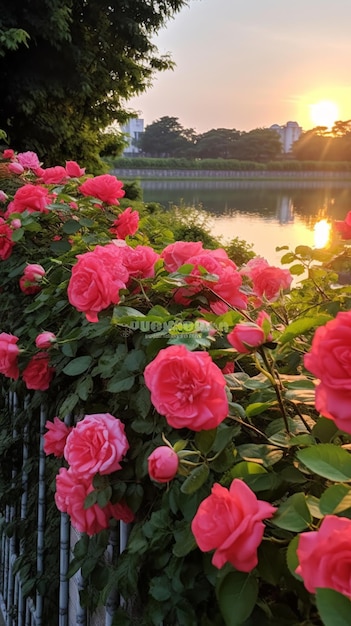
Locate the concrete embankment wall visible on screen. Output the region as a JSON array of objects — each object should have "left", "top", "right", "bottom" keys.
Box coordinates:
[{"left": 111, "top": 168, "right": 351, "bottom": 180}]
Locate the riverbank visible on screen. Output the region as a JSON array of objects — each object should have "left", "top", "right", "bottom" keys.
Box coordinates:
[{"left": 111, "top": 168, "right": 351, "bottom": 182}]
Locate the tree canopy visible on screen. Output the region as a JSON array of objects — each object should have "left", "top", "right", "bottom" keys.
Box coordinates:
[
  {"left": 137, "top": 117, "right": 283, "bottom": 161},
  {"left": 292, "top": 121, "right": 351, "bottom": 161},
  {"left": 0, "top": 0, "right": 189, "bottom": 170}
]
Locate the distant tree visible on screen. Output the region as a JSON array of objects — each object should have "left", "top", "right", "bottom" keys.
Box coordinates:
[
  {"left": 231, "top": 128, "right": 283, "bottom": 162},
  {"left": 194, "top": 128, "right": 241, "bottom": 158},
  {"left": 138, "top": 116, "right": 196, "bottom": 157},
  {"left": 291, "top": 125, "right": 351, "bottom": 161},
  {"left": 0, "top": 0, "right": 189, "bottom": 170}
]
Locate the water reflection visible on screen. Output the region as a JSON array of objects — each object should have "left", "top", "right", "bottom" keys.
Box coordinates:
[{"left": 141, "top": 180, "right": 351, "bottom": 264}]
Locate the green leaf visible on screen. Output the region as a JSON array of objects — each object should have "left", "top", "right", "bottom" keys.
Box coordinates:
[
  {"left": 195, "top": 429, "right": 217, "bottom": 455},
  {"left": 237, "top": 444, "right": 283, "bottom": 467},
  {"left": 296, "top": 444, "right": 351, "bottom": 482},
  {"left": 216, "top": 571, "right": 258, "bottom": 626},
  {"left": 173, "top": 524, "right": 197, "bottom": 557},
  {"left": 316, "top": 588, "right": 351, "bottom": 626},
  {"left": 288, "top": 263, "right": 305, "bottom": 276},
  {"left": 286, "top": 535, "right": 303, "bottom": 580},
  {"left": 279, "top": 314, "right": 331, "bottom": 344},
  {"left": 124, "top": 349, "right": 146, "bottom": 372},
  {"left": 295, "top": 244, "right": 313, "bottom": 258},
  {"left": 62, "top": 219, "right": 81, "bottom": 234},
  {"left": 11, "top": 228, "right": 24, "bottom": 242},
  {"left": 149, "top": 577, "right": 172, "bottom": 601},
  {"left": 58, "top": 393, "right": 79, "bottom": 415},
  {"left": 272, "top": 492, "right": 312, "bottom": 531},
  {"left": 50, "top": 238, "right": 72, "bottom": 254},
  {"left": 106, "top": 372, "right": 135, "bottom": 393},
  {"left": 62, "top": 356, "right": 92, "bottom": 376},
  {"left": 319, "top": 484, "right": 351, "bottom": 515},
  {"left": 180, "top": 464, "right": 210, "bottom": 495},
  {"left": 245, "top": 401, "right": 276, "bottom": 417},
  {"left": 280, "top": 252, "right": 296, "bottom": 264},
  {"left": 76, "top": 375, "right": 93, "bottom": 401},
  {"left": 230, "top": 461, "right": 267, "bottom": 479}
]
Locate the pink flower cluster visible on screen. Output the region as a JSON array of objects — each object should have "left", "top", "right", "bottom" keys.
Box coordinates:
[
  {"left": 67, "top": 241, "right": 159, "bottom": 322},
  {"left": 3, "top": 148, "right": 85, "bottom": 182},
  {"left": 45, "top": 413, "right": 134, "bottom": 536},
  {"left": 191, "top": 479, "right": 276, "bottom": 571},
  {"left": 144, "top": 344, "right": 229, "bottom": 431},
  {"left": 241, "top": 256, "right": 292, "bottom": 303},
  {"left": 304, "top": 311, "right": 351, "bottom": 433},
  {"left": 0, "top": 330, "right": 55, "bottom": 389},
  {"left": 161, "top": 241, "right": 247, "bottom": 313}
]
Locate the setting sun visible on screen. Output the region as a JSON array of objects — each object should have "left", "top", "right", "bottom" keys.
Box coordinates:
[{"left": 309, "top": 100, "right": 339, "bottom": 129}]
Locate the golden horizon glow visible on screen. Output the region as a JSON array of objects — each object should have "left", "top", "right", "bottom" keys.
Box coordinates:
[
  {"left": 309, "top": 100, "right": 339, "bottom": 129},
  {"left": 314, "top": 219, "right": 331, "bottom": 249}
]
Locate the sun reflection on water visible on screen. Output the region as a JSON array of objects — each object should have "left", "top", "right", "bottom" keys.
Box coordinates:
[{"left": 313, "top": 219, "right": 331, "bottom": 249}]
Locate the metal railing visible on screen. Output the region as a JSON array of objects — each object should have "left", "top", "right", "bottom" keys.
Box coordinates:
[{"left": 0, "top": 393, "right": 128, "bottom": 626}]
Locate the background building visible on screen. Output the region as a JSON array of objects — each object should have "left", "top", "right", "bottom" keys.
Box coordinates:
[
  {"left": 270, "top": 121, "right": 302, "bottom": 153},
  {"left": 121, "top": 118, "right": 144, "bottom": 156}
]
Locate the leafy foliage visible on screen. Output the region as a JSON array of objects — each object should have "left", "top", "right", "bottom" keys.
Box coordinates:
[
  {"left": 0, "top": 0, "right": 188, "bottom": 170},
  {"left": 1, "top": 152, "right": 351, "bottom": 624}
]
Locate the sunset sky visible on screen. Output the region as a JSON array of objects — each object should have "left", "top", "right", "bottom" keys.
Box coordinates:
[{"left": 126, "top": 0, "right": 351, "bottom": 133}]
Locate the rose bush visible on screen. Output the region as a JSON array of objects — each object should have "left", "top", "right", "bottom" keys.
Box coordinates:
[{"left": 2, "top": 149, "right": 351, "bottom": 624}]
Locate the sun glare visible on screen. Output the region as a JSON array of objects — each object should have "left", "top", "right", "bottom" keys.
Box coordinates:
[
  {"left": 314, "top": 219, "right": 331, "bottom": 249},
  {"left": 309, "top": 100, "right": 339, "bottom": 129}
]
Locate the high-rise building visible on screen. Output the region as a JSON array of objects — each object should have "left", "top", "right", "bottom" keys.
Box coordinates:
[
  {"left": 270, "top": 121, "right": 302, "bottom": 153},
  {"left": 121, "top": 119, "right": 144, "bottom": 156}
]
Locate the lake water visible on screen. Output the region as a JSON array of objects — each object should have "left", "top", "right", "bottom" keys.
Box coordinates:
[{"left": 140, "top": 180, "right": 351, "bottom": 265}]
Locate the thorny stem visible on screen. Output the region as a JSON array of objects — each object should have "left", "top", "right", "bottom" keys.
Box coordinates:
[{"left": 258, "top": 347, "right": 291, "bottom": 435}]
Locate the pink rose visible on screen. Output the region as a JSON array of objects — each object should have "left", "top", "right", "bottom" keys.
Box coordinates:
[
  {"left": 110, "top": 207, "right": 139, "bottom": 239},
  {"left": 227, "top": 313, "right": 272, "bottom": 354},
  {"left": 40, "top": 166, "right": 68, "bottom": 184},
  {"left": 43, "top": 417, "right": 72, "bottom": 457},
  {"left": 8, "top": 162, "right": 24, "bottom": 175},
  {"left": 17, "top": 151, "right": 41, "bottom": 170},
  {"left": 19, "top": 263, "right": 46, "bottom": 294},
  {"left": 148, "top": 446, "right": 179, "bottom": 483},
  {"left": 79, "top": 174, "right": 125, "bottom": 205},
  {"left": 191, "top": 479, "right": 276, "bottom": 571},
  {"left": 333, "top": 211, "right": 351, "bottom": 240},
  {"left": 35, "top": 332, "right": 57, "bottom": 349},
  {"left": 161, "top": 241, "right": 204, "bottom": 272},
  {"left": 222, "top": 362, "right": 235, "bottom": 374},
  {"left": 65, "top": 160, "right": 85, "bottom": 178},
  {"left": 64, "top": 413, "right": 129, "bottom": 478},
  {"left": 251, "top": 266, "right": 292, "bottom": 301},
  {"left": 0, "top": 218, "right": 15, "bottom": 260},
  {"left": 67, "top": 244, "right": 129, "bottom": 322},
  {"left": 55, "top": 468, "right": 117, "bottom": 536},
  {"left": 107, "top": 499, "right": 135, "bottom": 524},
  {"left": 304, "top": 311, "right": 351, "bottom": 433},
  {"left": 227, "top": 323, "right": 265, "bottom": 354},
  {"left": 143, "top": 344, "right": 228, "bottom": 431},
  {"left": 6, "top": 184, "right": 50, "bottom": 216},
  {"left": 119, "top": 244, "right": 159, "bottom": 280},
  {"left": 240, "top": 256, "right": 270, "bottom": 280},
  {"left": 0, "top": 191, "right": 8, "bottom": 203},
  {"left": 22, "top": 353, "right": 55, "bottom": 391},
  {"left": 296, "top": 515, "right": 351, "bottom": 598},
  {"left": 11, "top": 218, "right": 21, "bottom": 229},
  {"left": 173, "top": 249, "right": 247, "bottom": 312},
  {"left": 2, "top": 149, "right": 15, "bottom": 160},
  {"left": 0, "top": 332, "right": 20, "bottom": 380}
]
